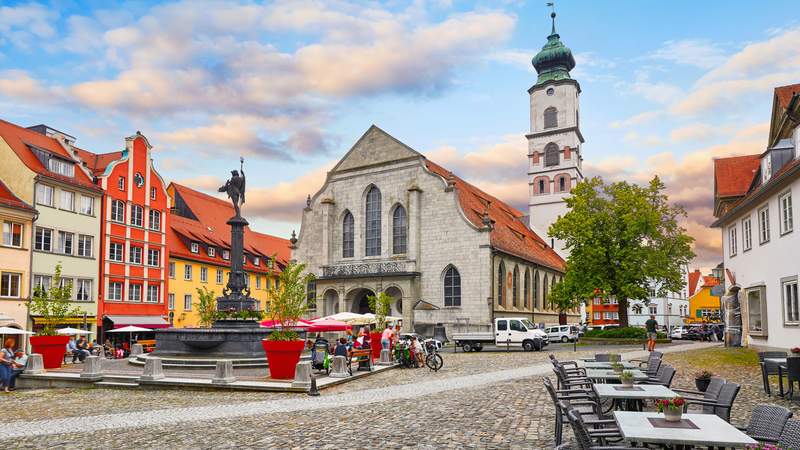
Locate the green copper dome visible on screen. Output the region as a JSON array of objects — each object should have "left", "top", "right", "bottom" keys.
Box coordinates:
[{"left": 531, "top": 13, "right": 575, "bottom": 87}]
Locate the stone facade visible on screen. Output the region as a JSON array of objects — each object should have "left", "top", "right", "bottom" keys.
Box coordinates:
[{"left": 294, "top": 126, "right": 577, "bottom": 337}]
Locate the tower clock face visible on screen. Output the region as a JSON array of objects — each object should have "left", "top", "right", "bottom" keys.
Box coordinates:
[
  {"left": 546, "top": 88, "right": 555, "bottom": 96},
  {"left": 134, "top": 172, "right": 144, "bottom": 188}
]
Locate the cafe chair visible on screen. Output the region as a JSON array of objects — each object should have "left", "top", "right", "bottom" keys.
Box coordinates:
[
  {"left": 544, "top": 377, "right": 598, "bottom": 446},
  {"left": 683, "top": 381, "right": 740, "bottom": 423},
  {"left": 672, "top": 376, "right": 726, "bottom": 413},
  {"left": 777, "top": 418, "right": 800, "bottom": 450},
  {"left": 785, "top": 357, "right": 800, "bottom": 399},
  {"left": 553, "top": 363, "right": 594, "bottom": 390},
  {"left": 559, "top": 406, "right": 642, "bottom": 450},
  {"left": 629, "top": 351, "right": 662, "bottom": 368},
  {"left": 758, "top": 351, "right": 787, "bottom": 396},
  {"left": 640, "top": 365, "right": 676, "bottom": 388},
  {"left": 735, "top": 404, "right": 793, "bottom": 444}
]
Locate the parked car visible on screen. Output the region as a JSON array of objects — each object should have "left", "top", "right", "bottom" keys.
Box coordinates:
[
  {"left": 670, "top": 327, "right": 689, "bottom": 340},
  {"left": 588, "top": 324, "right": 619, "bottom": 331},
  {"left": 544, "top": 325, "right": 579, "bottom": 343},
  {"left": 452, "top": 318, "right": 549, "bottom": 352}
]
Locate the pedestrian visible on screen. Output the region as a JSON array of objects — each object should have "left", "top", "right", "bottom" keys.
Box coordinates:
[
  {"left": 645, "top": 315, "right": 658, "bottom": 352},
  {"left": 0, "top": 338, "right": 16, "bottom": 392},
  {"left": 381, "top": 324, "right": 393, "bottom": 350}
]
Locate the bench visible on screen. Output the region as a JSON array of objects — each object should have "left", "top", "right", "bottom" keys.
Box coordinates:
[
  {"left": 137, "top": 339, "right": 156, "bottom": 353},
  {"left": 349, "top": 348, "right": 373, "bottom": 373}
]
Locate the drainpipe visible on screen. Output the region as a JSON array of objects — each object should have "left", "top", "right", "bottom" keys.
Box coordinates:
[
  {"left": 26, "top": 180, "right": 40, "bottom": 352},
  {"left": 489, "top": 249, "right": 496, "bottom": 333}
]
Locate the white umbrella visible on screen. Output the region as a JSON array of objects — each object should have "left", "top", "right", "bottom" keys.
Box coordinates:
[
  {"left": 0, "top": 326, "right": 33, "bottom": 335},
  {"left": 324, "top": 312, "right": 363, "bottom": 321},
  {"left": 107, "top": 325, "right": 152, "bottom": 333},
  {"left": 56, "top": 327, "right": 92, "bottom": 335}
]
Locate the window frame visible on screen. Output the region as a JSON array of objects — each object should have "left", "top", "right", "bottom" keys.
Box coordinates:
[
  {"left": 57, "top": 231, "right": 74, "bottom": 255},
  {"left": 200, "top": 266, "right": 208, "bottom": 283},
  {"left": 365, "top": 187, "right": 382, "bottom": 257},
  {"left": 512, "top": 265, "right": 519, "bottom": 308},
  {"left": 443, "top": 265, "right": 461, "bottom": 307},
  {"left": 544, "top": 143, "right": 560, "bottom": 167},
  {"left": 728, "top": 225, "right": 737, "bottom": 256},
  {"left": 169, "top": 262, "right": 176, "bottom": 278},
  {"left": 131, "top": 205, "right": 144, "bottom": 227},
  {"left": 184, "top": 294, "right": 192, "bottom": 311},
  {"left": 109, "top": 242, "right": 124, "bottom": 262},
  {"left": 208, "top": 247, "right": 216, "bottom": 257},
  {"left": 36, "top": 184, "right": 54, "bottom": 206},
  {"left": 392, "top": 204, "right": 407, "bottom": 255},
  {"left": 0, "top": 272, "right": 21, "bottom": 298},
  {"left": 742, "top": 217, "right": 752, "bottom": 251},
  {"left": 151, "top": 187, "right": 157, "bottom": 200},
  {"left": 2, "top": 221, "right": 23, "bottom": 248},
  {"left": 149, "top": 209, "right": 161, "bottom": 231},
  {"left": 110, "top": 200, "right": 125, "bottom": 223},
  {"left": 168, "top": 293, "right": 175, "bottom": 310},
  {"left": 60, "top": 190, "right": 75, "bottom": 212},
  {"left": 782, "top": 276, "right": 799, "bottom": 326},
  {"left": 222, "top": 250, "right": 230, "bottom": 260},
  {"left": 129, "top": 246, "right": 143, "bottom": 264},
  {"left": 190, "top": 242, "right": 199, "bottom": 253},
  {"left": 118, "top": 176, "right": 125, "bottom": 191},
  {"left": 216, "top": 269, "right": 223, "bottom": 284},
  {"left": 779, "top": 192, "right": 793, "bottom": 235},
  {"left": 758, "top": 205, "right": 770, "bottom": 244},
  {"left": 543, "top": 106, "right": 558, "bottom": 129},
  {"left": 746, "top": 285, "right": 768, "bottom": 337},
  {"left": 77, "top": 234, "right": 93, "bottom": 258},
  {"left": 108, "top": 282, "right": 123, "bottom": 301},
  {"left": 342, "top": 210, "right": 354, "bottom": 258},
  {"left": 147, "top": 248, "right": 160, "bottom": 267},
  {"left": 79, "top": 195, "right": 94, "bottom": 216},
  {"left": 145, "top": 285, "right": 159, "bottom": 303},
  {"left": 184, "top": 264, "right": 193, "bottom": 281},
  {"left": 128, "top": 283, "right": 142, "bottom": 302},
  {"left": 76, "top": 279, "right": 92, "bottom": 301},
  {"left": 497, "top": 261, "right": 505, "bottom": 306}
]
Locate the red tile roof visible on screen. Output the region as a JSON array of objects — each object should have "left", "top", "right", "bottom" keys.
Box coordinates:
[
  {"left": 73, "top": 147, "right": 122, "bottom": 176},
  {"left": 775, "top": 83, "right": 800, "bottom": 111},
  {"left": 0, "top": 180, "right": 35, "bottom": 212},
  {"left": 701, "top": 276, "right": 720, "bottom": 289},
  {"left": 424, "top": 160, "right": 565, "bottom": 271},
  {"left": 169, "top": 183, "right": 290, "bottom": 271},
  {"left": 0, "top": 118, "right": 100, "bottom": 191},
  {"left": 688, "top": 270, "right": 701, "bottom": 296},
  {"left": 713, "top": 154, "right": 760, "bottom": 198}
]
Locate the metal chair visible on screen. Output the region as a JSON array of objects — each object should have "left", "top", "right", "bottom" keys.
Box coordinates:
[
  {"left": 758, "top": 351, "right": 787, "bottom": 396},
  {"left": 630, "top": 351, "right": 662, "bottom": 367},
  {"left": 643, "top": 358, "right": 662, "bottom": 377},
  {"left": 595, "top": 354, "right": 612, "bottom": 362},
  {"left": 673, "top": 376, "right": 726, "bottom": 414},
  {"left": 543, "top": 377, "right": 597, "bottom": 447},
  {"left": 684, "top": 381, "right": 740, "bottom": 422},
  {"left": 785, "top": 356, "right": 800, "bottom": 399},
  {"left": 777, "top": 418, "right": 800, "bottom": 450},
  {"left": 641, "top": 364, "right": 676, "bottom": 387},
  {"left": 561, "top": 406, "right": 641, "bottom": 450},
  {"left": 736, "top": 404, "right": 793, "bottom": 443}
]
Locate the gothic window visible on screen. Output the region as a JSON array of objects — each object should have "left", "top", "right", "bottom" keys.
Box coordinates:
[
  {"left": 342, "top": 211, "right": 354, "bottom": 258},
  {"left": 392, "top": 205, "right": 407, "bottom": 254},
  {"left": 544, "top": 143, "right": 559, "bottom": 167},
  {"left": 544, "top": 107, "right": 558, "bottom": 129},
  {"left": 512, "top": 265, "right": 519, "bottom": 307},
  {"left": 365, "top": 186, "right": 381, "bottom": 256},
  {"left": 444, "top": 265, "right": 461, "bottom": 307},
  {"left": 533, "top": 270, "right": 539, "bottom": 309},
  {"left": 551, "top": 276, "right": 557, "bottom": 309},
  {"left": 542, "top": 274, "right": 549, "bottom": 309},
  {"left": 498, "top": 261, "right": 505, "bottom": 306},
  {"left": 524, "top": 268, "right": 530, "bottom": 309},
  {"left": 306, "top": 281, "right": 316, "bottom": 310}
]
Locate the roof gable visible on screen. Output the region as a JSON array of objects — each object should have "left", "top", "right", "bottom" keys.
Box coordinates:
[
  {"left": 0, "top": 180, "right": 35, "bottom": 212},
  {"left": 332, "top": 125, "right": 422, "bottom": 173},
  {"left": 713, "top": 154, "right": 760, "bottom": 198}
]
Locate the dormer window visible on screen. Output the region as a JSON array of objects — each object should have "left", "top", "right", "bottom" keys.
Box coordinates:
[
  {"left": 254, "top": 257, "right": 260, "bottom": 266},
  {"left": 222, "top": 249, "right": 230, "bottom": 260},
  {"left": 48, "top": 157, "right": 74, "bottom": 177},
  {"left": 190, "top": 242, "right": 199, "bottom": 253},
  {"left": 208, "top": 247, "right": 216, "bottom": 257}
]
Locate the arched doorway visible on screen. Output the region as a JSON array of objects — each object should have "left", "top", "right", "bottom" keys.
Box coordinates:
[
  {"left": 385, "top": 286, "right": 403, "bottom": 316},
  {"left": 323, "top": 289, "right": 340, "bottom": 316},
  {"left": 347, "top": 288, "right": 375, "bottom": 314}
]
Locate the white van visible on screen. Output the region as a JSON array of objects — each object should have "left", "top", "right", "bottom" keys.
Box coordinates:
[{"left": 544, "top": 325, "right": 579, "bottom": 343}]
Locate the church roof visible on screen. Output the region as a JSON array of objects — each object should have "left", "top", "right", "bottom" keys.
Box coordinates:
[
  {"left": 531, "top": 13, "right": 575, "bottom": 87},
  {"left": 424, "top": 160, "right": 566, "bottom": 272}
]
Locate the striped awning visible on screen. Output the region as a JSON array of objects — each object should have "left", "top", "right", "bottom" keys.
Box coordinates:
[{"left": 31, "top": 316, "right": 95, "bottom": 325}]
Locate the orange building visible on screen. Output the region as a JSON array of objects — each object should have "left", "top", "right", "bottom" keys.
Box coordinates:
[{"left": 75, "top": 133, "right": 170, "bottom": 333}]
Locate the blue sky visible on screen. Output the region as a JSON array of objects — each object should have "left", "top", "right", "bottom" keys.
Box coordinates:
[{"left": 2, "top": 0, "right": 799, "bottom": 270}]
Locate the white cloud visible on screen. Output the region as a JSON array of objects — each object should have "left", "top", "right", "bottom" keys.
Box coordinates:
[{"left": 648, "top": 39, "right": 728, "bottom": 69}]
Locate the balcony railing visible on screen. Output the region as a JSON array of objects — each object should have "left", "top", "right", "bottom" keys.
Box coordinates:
[{"left": 321, "top": 260, "right": 416, "bottom": 278}]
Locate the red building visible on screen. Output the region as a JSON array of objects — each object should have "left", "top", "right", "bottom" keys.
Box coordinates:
[{"left": 75, "top": 132, "right": 170, "bottom": 334}]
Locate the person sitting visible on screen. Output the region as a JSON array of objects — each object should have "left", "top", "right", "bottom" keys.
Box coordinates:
[
  {"left": 0, "top": 339, "right": 16, "bottom": 392},
  {"left": 334, "top": 338, "right": 349, "bottom": 358},
  {"left": 67, "top": 338, "right": 85, "bottom": 363},
  {"left": 6, "top": 350, "right": 27, "bottom": 391},
  {"left": 76, "top": 336, "right": 91, "bottom": 359}
]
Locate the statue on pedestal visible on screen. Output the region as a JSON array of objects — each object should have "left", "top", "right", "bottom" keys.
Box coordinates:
[{"left": 219, "top": 157, "right": 246, "bottom": 217}]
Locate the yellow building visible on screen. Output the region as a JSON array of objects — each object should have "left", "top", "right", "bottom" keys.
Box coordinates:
[
  {"left": 166, "top": 183, "right": 290, "bottom": 327},
  {"left": 0, "top": 181, "right": 37, "bottom": 330},
  {"left": 686, "top": 273, "right": 721, "bottom": 324}
]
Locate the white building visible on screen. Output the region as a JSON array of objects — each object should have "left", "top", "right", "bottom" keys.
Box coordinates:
[
  {"left": 292, "top": 126, "right": 579, "bottom": 336},
  {"left": 528, "top": 12, "right": 584, "bottom": 259},
  {"left": 712, "top": 83, "right": 800, "bottom": 351},
  {"left": 627, "top": 294, "right": 689, "bottom": 330}
]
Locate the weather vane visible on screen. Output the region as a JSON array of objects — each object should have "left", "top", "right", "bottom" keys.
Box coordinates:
[{"left": 547, "top": 2, "right": 557, "bottom": 34}]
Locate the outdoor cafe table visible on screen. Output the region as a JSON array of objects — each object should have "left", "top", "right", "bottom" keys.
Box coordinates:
[
  {"left": 765, "top": 357, "right": 790, "bottom": 397},
  {"left": 585, "top": 369, "right": 649, "bottom": 383},
  {"left": 613, "top": 411, "right": 757, "bottom": 449},
  {"left": 593, "top": 384, "right": 676, "bottom": 411},
  {"left": 579, "top": 361, "right": 635, "bottom": 369}
]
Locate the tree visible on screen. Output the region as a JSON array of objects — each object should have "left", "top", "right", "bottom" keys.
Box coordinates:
[
  {"left": 549, "top": 176, "right": 695, "bottom": 327},
  {"left": 194, "top": 286, "right": 217, "bottom": 328},
  {"left": 28, "top": 263, "right": 82, "bottom": 336},
  {"left": 264, "top": 262, "right": 313, "bottom": 341},
  {"left": 367, "top": 292, "right": 392, "bottom": 330}
]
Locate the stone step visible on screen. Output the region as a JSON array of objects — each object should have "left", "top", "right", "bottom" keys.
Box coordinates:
[
  {"left": 101, "top": 375, "right": 140, "bottom": 383},
  {"left": 94, "top": 381, "right": 139, "bottom": 388}
]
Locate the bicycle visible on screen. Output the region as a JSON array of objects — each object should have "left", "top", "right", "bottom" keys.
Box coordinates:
[{"left": 424, "top": 340, "right": 443, "bottom": 372}]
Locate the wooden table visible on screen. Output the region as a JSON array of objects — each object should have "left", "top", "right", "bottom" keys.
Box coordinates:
[
  {"left": 613, "top": 411, "right": 757, "bottom": 449},
  {"left": 585, "top": 369, "right": 649, "bottom": 383}
]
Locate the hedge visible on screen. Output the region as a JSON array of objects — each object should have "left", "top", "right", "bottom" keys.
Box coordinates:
[{"left": 583, "top": 327, "right": 667, "bottom": 339}]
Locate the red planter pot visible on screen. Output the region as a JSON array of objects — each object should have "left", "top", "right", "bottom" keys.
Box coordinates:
[
  {"left": 261, "top": 339, "right": 305, "bottom": 380},
  {"left": 370, "top": 331, "right": 383, "bottom": 359},
  {"left": 30, "top": 335, "right": 70, "bottom": 369}
]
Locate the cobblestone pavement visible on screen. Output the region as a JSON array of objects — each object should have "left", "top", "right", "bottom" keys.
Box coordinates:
[{"left": 0, "top": 342, "right": 721, "bottom": 449}]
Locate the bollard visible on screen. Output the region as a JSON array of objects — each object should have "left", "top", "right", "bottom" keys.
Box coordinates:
[
  {"left": 378, "top": 348, "right": 393, "bottom": 366},
  {"left": 212, "top": 360, "right": 236, "bottom": 385},
  {"left": 307, "top": 372, "right": 320, "bottom": 396},
  {"left": 24, "top": 354, "right": 45, "bottom": 374},
  {"left": 130, "top": 344, "right": 144, "bottom": 357},
  {"left": 140, "top": 356, "right": 165, "bottom": 381},
  {"left": 80, "top": 355, "right": 103, "bottom": 380},
  {"left": 291, "top": 361, "right": 312, "bottom": 389},
  {"left": 329, "top": 356, "right": 350, "bottom": 378}
]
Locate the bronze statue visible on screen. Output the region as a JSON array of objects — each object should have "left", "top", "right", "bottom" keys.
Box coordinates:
[{"left": 219, "top": 157, "right": 246, "bottom": 217}]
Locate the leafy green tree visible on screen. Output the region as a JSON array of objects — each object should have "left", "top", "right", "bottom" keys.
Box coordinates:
[
  {"left": 367, "top": 292, "right": 392, "bottom": 330},
  {"left": 28, "top": 263, "right": 83, "bottom": 336},
  {"left": 194, "top": 286, "right": 217, "bottom": 328},
  {"left": 264, "top": 262, "right": 313, "bottom": 341},
  {"left": 549, "top": 176, "right": 695, "bottom": 327}
]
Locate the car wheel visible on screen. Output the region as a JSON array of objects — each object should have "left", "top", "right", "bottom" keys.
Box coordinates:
[
  {"left": 462, "top": 343, "right": 473, "bottom": 352},
  {"left": 561, "top": 336, "right": 569, "bottom": 343},
  {"left": 523, "top": 340, "right": 534, "bottom": 352},
  {"left": 474, "top": 345, "right": 483, "bottom": 352}
]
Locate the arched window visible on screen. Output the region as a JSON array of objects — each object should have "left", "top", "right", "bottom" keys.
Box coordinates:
[
  {"left": 542, "top": 274, "right": 549, "bottom": 310},
  {"left": 544, "top": 143, "right": 559, "bottom": 167},
  {"left": 551, "top": 276, "right": 557, "bottom": 309},
  {"left": 523, "top": 268, "right": 530, "bottom": 309},
  {"left": 497, "top": 261, "right": 505, "bottom": 306},
  {"left": 533, "top": 270, "right": 539, "bottom": 309},
  {"left": 365, "top": 186, "right": 381, "bottom": 256},
  {"left": 538, "top": 179, "right": 546, "bottom": 194},
  {"left": 392, "top": 205, "right": 407, "bottom": 254},
  {"left": 633, "top": 304, "right": 643, "bottom": 314},
  {"left": 559, "top": 176, "right": 566, "bottom": 192},
  {"left": 544, "top": 107, "right": 558, "bottom": 129},
  {"left": 342, "top": 211, "right": 354, "bottom": 258},
  {"left": 512, "top": 265, "right": 519, "bottom": 307},
  {"left": 444, "top": 265, "right": 461, "bottom": 307}
]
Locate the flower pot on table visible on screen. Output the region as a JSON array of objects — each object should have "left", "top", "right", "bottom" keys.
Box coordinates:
[
  {"left": 29, "top": 335, "right": 70, "bottom": 369},
  {"left": 261, "top": 339, "right": 305, "bottom": 379},
  {"left": 370, "top": 331, "right": 383, "bottom": 359},
  {"left": 663, "top": 409, "right": 682, "bottom": 422}
]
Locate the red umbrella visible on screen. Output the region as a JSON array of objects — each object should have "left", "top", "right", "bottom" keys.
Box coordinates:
[
  {"left": 260, "top": 319, "right": 312, "bottom": 328},
  {"left": 307, "top": 319, "right": 352, "bottom": 333}
]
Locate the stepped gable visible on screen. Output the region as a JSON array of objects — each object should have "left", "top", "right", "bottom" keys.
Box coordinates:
[
  {"left": 0, "top": 180, "right": 35, "bottom": 212},
  {"left": 425, "top": 159, "right": 565, "bottom": 271},
  {"left": 0, "top": 118, "right": 100, "bottom": 191}
]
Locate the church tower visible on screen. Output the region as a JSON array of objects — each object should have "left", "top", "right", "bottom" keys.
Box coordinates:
[{"left": 527, "top": 10, "right": 584, "bottom": 258}]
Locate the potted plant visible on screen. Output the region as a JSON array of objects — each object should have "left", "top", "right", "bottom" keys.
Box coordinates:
[
  {"left": 261, "top": 262, "right": 313, "bottom": 379},
  {"left": 367, "top": 292, "right": 392, "bottom": 360},
  {"left": 611, "top": 362, "right": 624, "bottom": 373},
  {"left": 656, "top": 396, "right": 685, "bottom": 422},
  {"left": 790, "top": 347, "right": 800, "bottom": 357},
  {"left": 609, "top": 353, "right": 621, "bottom": 363},
  {"left": 620, "top": 370, "right": 635, "bottom": 387},
  {"left": 28, "top": 264, "right": 83, "bottom": 369},
  {"left": 694, "top": 369, "right": 715, "bottom": 392}
]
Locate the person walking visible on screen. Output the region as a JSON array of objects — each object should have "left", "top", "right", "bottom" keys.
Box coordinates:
[
  {"left": 0, "top": 338, "right": 16, "bottom": 392},
  {"left": 645, "top": 315, "right": 658, "bottom": 352}
]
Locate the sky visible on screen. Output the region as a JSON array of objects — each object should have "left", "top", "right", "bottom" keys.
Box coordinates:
[{"left": 2, "top": 0, "right": 799, "bottom": 273}]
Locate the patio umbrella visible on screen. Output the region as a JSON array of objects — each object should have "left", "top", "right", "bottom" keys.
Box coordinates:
[
  {"left": 307, "top": 319, "right": 351, "bottom": 333},
  {"left": 343, "top": 314, "right": 375, "bottom": 326},
  {"left": 107, "top": 325, "right": 153, "bottom": 345},
  {"left": 0, "top": 326, "right": 34, "bottom": 335},
  {"left": 324, "top": 312, "right": 363, "bottom": 321},
  {"left": 56, "top": 327, "right": 93, "bottom": 335}
]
